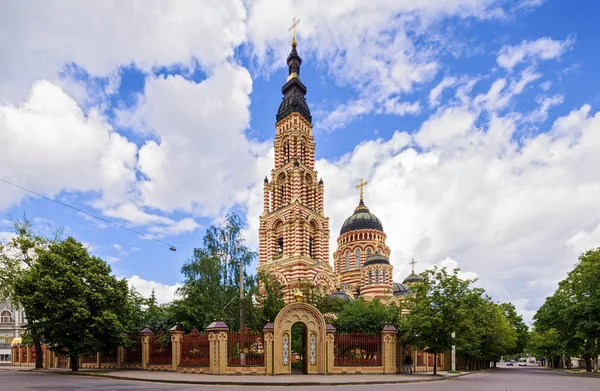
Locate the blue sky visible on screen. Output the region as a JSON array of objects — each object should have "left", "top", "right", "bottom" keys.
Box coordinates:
[{"left": 1, "top": 0, "right": 600, "bottom": 323}]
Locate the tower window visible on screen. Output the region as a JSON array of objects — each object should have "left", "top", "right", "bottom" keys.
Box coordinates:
[
  {"left": 355, "top": 249, "right": 361, "bottom": 269},
  {"left": 383, "top": 270, "right": 386, "bottom": 284},
  {"left": 368, "top": 271, "right": 372, "bottom": 285},
  {"left": 277, "top": 238, "right": 284, "bottom": 254},
  {"left": 345, "top": 252, "right": 350, "bottom": 271},
  {"left": 375, "top": 270, "right": 380, "bottom": 284},
  {"left": 309, "top": 237, "right": 314, "bottom": 258},
  {"left": 301, "top": 142, "right": 306, "bottom": 163},
  {"left": 283, "top": 141, "right": 290, "bottom": 163},
  {"left": 367, "top": 248, "right": 372, "bottom": 258},
  {"left": 281, "top": 185, "right": 286, "bottom": 205}
]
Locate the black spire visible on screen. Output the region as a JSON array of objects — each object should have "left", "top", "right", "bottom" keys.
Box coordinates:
[{"left": 276, "top": 41, "right": 312, "bottom": 123}]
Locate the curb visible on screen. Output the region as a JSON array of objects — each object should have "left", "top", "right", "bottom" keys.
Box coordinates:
[{"left": 31, "top": 369, "right": 480, "bottom": 386}]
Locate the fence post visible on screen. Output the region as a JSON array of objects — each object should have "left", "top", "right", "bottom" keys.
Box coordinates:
[
  {"left": 325, "top": 324, "right": 336, "bottom": 374},
  {"left": 382, "top": 325, "right": 397, "bottom": 374},
  {"left": 263, "top": 322, "right": 274, "bottom": 375},
  {"left": 207, "top": 321, "right": 228, "bottom": 375},
  {"left": 169, "top": 324, "right": 185, "bottom": 371},
  {"left": 141, "top": 328, "right": 153, "bottom": 370}
]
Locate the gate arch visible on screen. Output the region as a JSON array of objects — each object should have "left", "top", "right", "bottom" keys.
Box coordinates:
[{"left": 273, "top": 302, "right": 326, "bottom": 374}]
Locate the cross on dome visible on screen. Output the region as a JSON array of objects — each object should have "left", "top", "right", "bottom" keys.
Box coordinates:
[{"left": 355, "top": 177, "right": 368, "bottom": 201}]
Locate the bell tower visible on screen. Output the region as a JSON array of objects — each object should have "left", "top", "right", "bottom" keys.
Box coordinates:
[{"left": 257, "top": 30, "right": 335, "bottom": 301}]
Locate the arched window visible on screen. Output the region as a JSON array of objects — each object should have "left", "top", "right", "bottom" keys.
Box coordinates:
[
  {"left": 383, "top": 270, "right": 386, "bottom": 284},
  {"left": 0, "top": 311, "right": 13, "bottom": 323},
  {"left": 367, "top": 248, "right": 372, "bottom": 258},
  {"left": 277, "top": 238, "right": 284, "bottom": 254},
  {"left": 375, "top": 270, "right": 380, "bottom": 284},
  {"left": 300, "top": 142, "right": 306, "bottom": 163},
  {"left": 309, "top": 237, "right": 314, "bottom": 258},
  {"left": 283, "top": 141, "right": 290, "bottom": 163},
  {"left": 355, "top": 249, "right": 361, "bottom": 269},
  {"left": 368, "top": 271, "right": 372, "bottom": 285},
  {"left": 345, "top": 252, "right": 350, "bottom": 271}
]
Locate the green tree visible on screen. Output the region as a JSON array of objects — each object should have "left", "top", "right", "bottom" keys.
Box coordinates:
[
  {"left": 254, "top": 272, "right": 285, "bottom": 326},
  {"left": 334, "top": 298, "right": 399, "bottom": 335},
  {"left": 404, "top": 266, "right": 477, "bottom": 374},
  {"left": 0, "top": 216, "right": 59, "bottom": 368},
  {"left": 499, "top": 302, "right": 529, "bottom": 357},
  {"left": 14, "top": 237, "right": 130, "bottom": 371}
]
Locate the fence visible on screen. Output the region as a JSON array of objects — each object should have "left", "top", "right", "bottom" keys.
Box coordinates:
[
  {"left": 101, "top": 348, "right": 118, "bottom": 364},
  {"left": 227, "top": 328, "right": 264, "bottom": 366},
  {"left": 123, "top": 336, "right": 142, "bottom": 364},
  {"left": 334, "top": 332, "right": 382, "bottom": 366},
  {"left": 148, "top": 333, "right": 172, "bottom": 365},
  {"left": 180, "top": 328, "right": 210, "bottom": 367},
  {"left": 82, "top": 353, "right": 97, "bottom": 364}
]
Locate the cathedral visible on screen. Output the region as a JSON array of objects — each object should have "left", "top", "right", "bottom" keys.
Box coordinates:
[{"left": 256, "top": 36, "right": 420, "bottom": 307}]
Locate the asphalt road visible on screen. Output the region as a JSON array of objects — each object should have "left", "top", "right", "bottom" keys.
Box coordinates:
[{"left": 0, "top": 367, "right": 598, "bottom": 391}]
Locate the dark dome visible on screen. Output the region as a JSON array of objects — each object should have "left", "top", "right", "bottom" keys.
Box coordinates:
[
  {"left": 364, "top": 254, "right": 390, "bottom": 266},
  {"left": 392, "top": 282, "right": 410, "bottom": 297},
  {"left": 340, "top": 200, "right": 384, "bottom": 235},
  {"left": 326, "top": 290, "right": 353, "bottom": 302},
  {"left": 402, "top": 273, "right": 422, "bottom": 284},
  {"left": 276, "top": 81, "right": 311, "bottom": 123}
]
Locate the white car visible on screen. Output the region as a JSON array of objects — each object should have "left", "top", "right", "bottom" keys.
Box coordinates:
[{"left": 518, "top": 360, "right": 527, "bottom": 366}]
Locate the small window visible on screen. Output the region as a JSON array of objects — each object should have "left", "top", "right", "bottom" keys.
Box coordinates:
[
  {"left": 375, "top": 270, "right": 380, "bottom": 284},
  {"left": 277, "top": 238, "right": 284, "bottom": 254},
  {"left": 345, "top": 252, "right": 350, "bottom": 271},
  {"left": 383, "top": 270, "right": 386, "bottom": 284},
  {"left": 367, "top": 248, "right": 372, "bottom": 258},
  {"left": 309, "top": 237, "right": 314, "bottom": 258},
  {"left": 355, "top": 249, "right": 361, "bottom": 269},
  {"left": 368, "top": 271, "right": 372, "bottom": 285},
  {"left": 0, "top": 311, "right": 13, "bottom": 323}
]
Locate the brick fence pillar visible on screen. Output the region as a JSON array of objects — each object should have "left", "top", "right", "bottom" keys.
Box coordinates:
[
  {"left": 263, "top": 322, "right": 274, "bottom": 375},
  {"left": 169, "top": 324, "right": 185, "bottom": 371},
  {"left": 382, "top": 325, "right": 397, "bottom": 374},
  {"left": 141, "top": 328, "right": 153, "bottom": 370},
  {"left": 207, "top": 321, "right": 228, "bottom": 375},
  {"left": 325, "top": 324, "right": 336, "bottom": 374}
]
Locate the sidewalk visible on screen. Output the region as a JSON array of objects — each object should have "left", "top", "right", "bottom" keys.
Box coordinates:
[{"left": 0, "top": 366, "right": 472, "bottom": 385}]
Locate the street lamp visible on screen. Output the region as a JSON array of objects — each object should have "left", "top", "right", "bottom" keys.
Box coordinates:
[{"left": 451, "top": 331, "right": 456, "bottom": 372}]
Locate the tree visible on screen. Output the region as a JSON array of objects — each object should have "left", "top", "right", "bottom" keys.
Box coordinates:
[
  {"left": 0, "top": 216, "right": 58, "bottom": 369},
  {"left": 14, "top": 237, "right": 130, "bottom": 371},
  {"left": 334, "top": 298, "right": 399, "bottom": 335},
  {"left": 499, "top": 302, "right": 529, "bottom": 357},
  {"left": 404, "top": 266, "right": 477, "bottom": 374},
  {"left": 254, "top": 272, "right": 285, "bottom": 327}
]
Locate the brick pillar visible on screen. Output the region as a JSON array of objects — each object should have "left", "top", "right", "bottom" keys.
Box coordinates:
[
  {"left": 117, "top": 346, "right": 124, "bottom": 369},
  {"left": 325, "top": 324, "right": 336, "bottom": 374},
  {"left": 382, "top": 325, "right": 397, "bottom": 374},
  {"left": 207, "top": 321, "right": 228, "bottom": 375},
  {"left": 263, "top": 322, "right": 274, "bottom": 375},
  {"left": 169, "top": 324, "right": 185, "bottom": 371},
  {"left": 96, "top": 352, "right": 101, "bottom": 369},
  {"left": 141, "top": 328, "right": 153, "bottom": 370}
]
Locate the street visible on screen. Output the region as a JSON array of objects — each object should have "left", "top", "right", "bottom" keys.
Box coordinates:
[{"left": 0, "top": 367, "right": 598, "bottom": 391}]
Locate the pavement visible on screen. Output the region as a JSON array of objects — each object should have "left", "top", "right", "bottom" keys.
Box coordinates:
[
  {"left": 0, "top": 365, "right": 460, "bottom": 385},
  {"left": 0, "top": 366, "right": 599, "bottom": 390}
]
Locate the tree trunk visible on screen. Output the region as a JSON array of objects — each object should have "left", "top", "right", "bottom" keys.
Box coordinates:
[
  {"left": 585, "top": 355, "right": 592, "bottom": 372},
  {"left": 70, "top": 355, "right": 79, "bottom": 372},
  {"left": 34, "top": 338, "right": 43, "bottom": 369},
  {"left": 493, "top": 360, "right": 497, "bottom": 368},
  {"left": 433, "top": 352, "right": 437, "bottom": 375}
]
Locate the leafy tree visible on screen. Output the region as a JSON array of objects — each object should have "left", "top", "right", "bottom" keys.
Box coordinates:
[
  {"left": 334, "top": 298, "right": 399, "bottom": 335},
  {"left": 0, "top": 216, "right": 59, "bottom": 368},
  {"left": 473, "top": 297, "right": 517, "bottom": 367},
  {"left": 14, "top": 237, "right": 130, "bottom": 371},
  {"left": 499, "top": 302, "right": 529, "bottom": 357},
  {"left": 254, "top": 272, "right": 285, "bottom": 327},
  {"left": 404, "top": 266, "right": 478, "bottom": 374}
]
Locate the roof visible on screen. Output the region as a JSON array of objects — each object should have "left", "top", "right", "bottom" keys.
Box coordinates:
[
  {"left": 392, "top": 282, "right": 411, "bottom": 296},
  {"left": 326, "top": 290, "right": 354, "bottom": 302},
  {"left": 402, "top": 273, "right": 422, "bottom": 284},
  {"left": 276, "top": 45, "right": 312, "bottom": 123},
  {"left": 364, "top": 254, "right": 390, "bottom": 266},
  {"left": 340, "top": 200, "right": 384, "bottom": 235}
]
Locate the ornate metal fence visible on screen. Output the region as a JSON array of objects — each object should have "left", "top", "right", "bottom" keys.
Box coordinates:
[
  {"left": 148, "top": 333, "right": 172, "bottom": 365},
  {"left": 123, "top": 336, "right": 142, "bottom": 364},
  {"left": 334, "top": 332, "right": 382, "bottom": 366},
  {"left": 58, "top": 355, "right": 68, "bottom": 368},
  {"left": 82, "top": 353, "right": 97, "bottom": 364},
  {"left": 101, "top": 348, "right": 118, "bottom": 363},
  {"left": 29, "top": 346, "right": 36, "bottom": 362},
  {"left": 228, "top": 328, "right": 264, "bottom": 366},
  {"left": 180, "top": 328, "right": 210, "bottom": 367}
]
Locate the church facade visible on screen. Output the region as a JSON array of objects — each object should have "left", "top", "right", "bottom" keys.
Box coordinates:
[{"left": 256, "top": 38, "right": 418, "bottom": 306}]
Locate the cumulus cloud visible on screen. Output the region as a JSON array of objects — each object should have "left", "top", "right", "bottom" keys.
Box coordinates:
[
  {"left": 497, "top": 36, "right": 574, "bottom": 70},
  {"left": 127, "top": 275, "right": 181, "bottom": 304}
]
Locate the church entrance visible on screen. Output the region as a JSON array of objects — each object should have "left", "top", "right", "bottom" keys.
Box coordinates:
[
  {"left": 272, "top": 302, "right": 326, "bottom": 374},
  {"left": 291, "top": 322, "right": 308, "bottom": 373}
]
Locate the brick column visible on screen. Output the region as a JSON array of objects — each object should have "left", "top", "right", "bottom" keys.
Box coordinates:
[
  {"left": 382, "top": 325, "right": 397, "bottom": 374},
  {"left": 207, "top": 321, "right": 228, "bottom": 375},
  {"left": 141, "top": 328, "right": 153, "bottom": 370},
  {"left": 169, "top": 323, "right": 185, "bottom": 371},
  {"left": 325, "top": 324, "right": 336, "bottom": 374},
  {"left": 263, "top": 322, "right": 274, "bottom": 375}
]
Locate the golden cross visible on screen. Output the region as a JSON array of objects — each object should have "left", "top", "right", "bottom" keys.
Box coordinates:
[
  {"left": 288, "top": 17, "right": 300, "bottom": 44},
  {"left": 410, "top": 258, "right": 417, "bottom": 274},
  {"left": 355, "top": 177, "right": 368, "bottom": 201}
]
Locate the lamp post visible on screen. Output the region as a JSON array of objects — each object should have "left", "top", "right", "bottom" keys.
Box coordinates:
[{"left": 451, "top": 331, "right": 456, "bottom": 372}]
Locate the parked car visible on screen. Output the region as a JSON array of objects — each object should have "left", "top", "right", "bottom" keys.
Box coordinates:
[
  {"left": 506, "top": 360, "right": 514, "bottom": 366},
  {"left": 518, "top": 359, "right": 527, "bottom": 366}
]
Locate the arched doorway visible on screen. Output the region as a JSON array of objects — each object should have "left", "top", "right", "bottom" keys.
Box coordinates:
[
  {"left": 291, "top": 322, "right": 307, "bottom": 373},
  {"left": 273, "top": 302, "right": 326, "bottom": 374}
]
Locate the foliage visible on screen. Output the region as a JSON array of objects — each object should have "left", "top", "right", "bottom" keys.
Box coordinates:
[
  {"left": 14, "top": 237, "right": 130, "bottom": 371},
  {"left": 171, "top": 213, "right": 257, "bottom": 332},
  {"left": 254, "top": 271, "right": 285, "bottom": 326},
  {"left": 334, "top": 298, "right": 399, "bottom": 335},
  {"left": 499, "top": 302, "right": 529, "bottom": 356}
]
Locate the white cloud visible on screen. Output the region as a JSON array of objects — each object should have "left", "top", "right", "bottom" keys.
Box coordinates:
[
  {"left": 429, "top": 76, "right": 458, "bottom": 107},
  {"left": 127, "top": 275, "right": 181, "bottom": 304},
  {"left": 525, "top": 94, "right": 564, "bottom": 123},
  {"left": 497, "top": 36, "right": 574, "bottom": 70}
]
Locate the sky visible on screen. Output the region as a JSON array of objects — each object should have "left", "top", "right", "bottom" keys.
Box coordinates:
[{"left": 1, "top": 0, "right": 600, "bottom": 324}]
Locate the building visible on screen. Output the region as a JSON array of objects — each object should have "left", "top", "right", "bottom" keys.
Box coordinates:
[
  {"left": 0, "top": 301, "right": 27, "bottom": 364},
  {"left": 256, "top": 36, "right": 419, "bottom": 305}
]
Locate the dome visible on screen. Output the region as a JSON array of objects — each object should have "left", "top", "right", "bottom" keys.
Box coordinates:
[
  {"left": 402, "top": 273, "right": 422, "bottom": 284},
  {"left": 392, "top": 282, "right": 410, "bottom": 297},
  {"left": 10, "top": 337, "right": 22, "bottom": 346},
  {"left": 276, "top": 82, "right": 311, "bottom": 123},
  {"left": 326, "top": 290, "right": 354, "bottom": 302},
  {"left": 364, "top": 254, "right": 390, "bottom": 266},
  {"left": 340, "top": 200, "right": 384, "bottom": 235}
]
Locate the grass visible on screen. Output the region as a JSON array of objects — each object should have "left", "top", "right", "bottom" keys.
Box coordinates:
[{"left": 447, "top": 370, "right": 461, "bottom": 374}]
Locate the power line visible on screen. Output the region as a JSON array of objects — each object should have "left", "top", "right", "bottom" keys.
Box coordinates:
[{"left": 0, "top": 177, "right": 177, "bottom": 251}]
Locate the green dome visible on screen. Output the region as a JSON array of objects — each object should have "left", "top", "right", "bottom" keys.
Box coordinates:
[{"left": 340, "top": 200, "right": 384, "bottom": 235}]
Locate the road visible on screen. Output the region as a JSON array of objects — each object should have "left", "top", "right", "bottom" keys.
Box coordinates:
[{"left": 0, "top": 366, "right": 598, "bottom": 391}]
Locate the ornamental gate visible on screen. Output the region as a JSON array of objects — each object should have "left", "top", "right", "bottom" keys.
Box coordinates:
[{"left": 272, "top": 302, "right": 326, "bottom": 374}]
